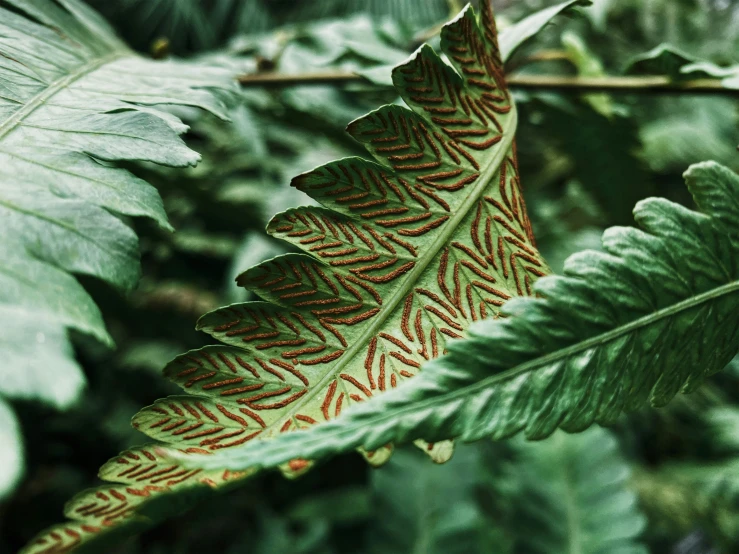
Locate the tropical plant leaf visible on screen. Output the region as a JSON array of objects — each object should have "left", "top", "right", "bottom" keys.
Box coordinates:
[
  {"left": 22, "top": 2, "right": 552, "bottom": 550},
  {"left": 22, "top": 444, "right": 255, "bottom": 554},
  {"left": 0, "top": 0, "right": 231, "bottom": 410},
  {"left": 625, "top": 43, "right": 739, "bottom": 89},
  {"left": 182, "top": 159, "right": 739, "bottom": 472},
  {"left": 498, "top": 0, "right": 591, "bottom": 62},
  {"left": 502, "top": 427, "right": 647, "bottom": 554},
  {"left": 134, "top": 0, "right": 547, "bottom": 463}
]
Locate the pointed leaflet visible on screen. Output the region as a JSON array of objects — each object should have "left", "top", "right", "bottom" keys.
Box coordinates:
[
  {"left": 0, "top": 0, "right": 232, "bottom": 408},
  {"left": 22, "top": 444, "right": 255, "bottom": 554},
  {"left": 498, "top": 0, "right": 592, "bottom": 62},
  {"left": 184, "top": 160, "right": 739, "bottom": 472}
]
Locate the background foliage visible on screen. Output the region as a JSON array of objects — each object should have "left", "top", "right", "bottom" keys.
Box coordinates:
[{"left": 2, "top": 0, "right": 739, "bottom": 553}]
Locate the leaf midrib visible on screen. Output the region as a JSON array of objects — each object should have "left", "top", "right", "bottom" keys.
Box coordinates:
[
  {"left": 476, "top": 278, "right": 739, "bottom": 390},
  {"left": 212, "top": 277, "right": 739, "bottom": 463},
  {"left": 0, "top": 50, "right": 127, "bottom": 141},
  {"left": 271, "top": 102, "right": 520, "bottom": 422},
  {"left": 558, "top": 435, "right": 583, "bottom": 554}
]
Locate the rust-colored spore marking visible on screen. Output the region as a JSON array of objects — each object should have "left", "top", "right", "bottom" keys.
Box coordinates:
[
  {"left": 366, "top": 337, "right": 377, "bottom": 390},
  {"left": 340, "top": 373, "right": 372, "bottom": 397},
  {"left": 322, "top": 381, "right": 338, "bottom": 420}
]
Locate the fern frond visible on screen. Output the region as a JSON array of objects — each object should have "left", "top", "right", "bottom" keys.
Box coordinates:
[
  {"left": 183, "top": 159, "right": 739, "bottom": 472},
  {"left": 126, "top": 0, "right": 548, "bottom": 474},
  {"left": 136, "top": 1, "right": 543, "bottom": 466},
  {"left": 0, "top": 0, "right": 231, "bottom": 410}
]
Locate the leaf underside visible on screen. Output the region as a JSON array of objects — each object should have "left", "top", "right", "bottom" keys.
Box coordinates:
[
  {"left": 183, "top": 160, "right": 739, "bottom": 473},
  {"left": 140, "top": 0, "right": 548, "bottom": 463}
]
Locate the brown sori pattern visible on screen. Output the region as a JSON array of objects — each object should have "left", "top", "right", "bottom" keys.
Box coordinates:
[
  {"left": 132, "top": 3, "right": 547, "bottom": 462},
  {"left": 24, "top": 4, "right": 548, "bottom": 552},
  {"left": 26, "top": 445, "right": 253, "bottom": 553},
  {"left": 129, "top": 2, "right": 546, "bottom": 460}
]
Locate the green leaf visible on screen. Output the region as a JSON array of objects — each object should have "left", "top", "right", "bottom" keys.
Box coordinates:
[
  {"left": 136, "top": 1, "right": 546, "bottom": 462},
  {"left": 560, "top": 30, "right": 615, "bottom": 118},
  {"left": 638, "top": 98, "right": 739, "bottom": 174},
  {"left": 371, "top": 428, "right": 646, "bottom": 554},
  {"left": 359, "top": 0, "right": 590, "bottom": 87},
  {"left": 503, "top": 428, "right": 647, "bottom": 554},
  {"left": 182, "top": 160, "right": 739, "bottom": 472},
  {"left": 23, "top": 2, "right": 553, "bottom": 549},
  {"left": 0, "top": 0, "right": 232, "bottom": 407},
  {"left": 624, "top": 44, "right": 700, "bottom": 77},
  {"left": 624, "top": 43, "right": 739, "bottom": 89},
  {"left": 22, "top": 444, "right": 256, "bottom": 554},
  {"left": 498, "top": 0, "right": 592, "bottom": 62},
  {"left": 0, "top": 398, "right": 24, "bottom": 501},
  {"left": 131, "top": 0, "right": 547, "bottom": 469}
]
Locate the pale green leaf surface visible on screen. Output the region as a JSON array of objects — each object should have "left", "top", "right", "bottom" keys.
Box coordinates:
[
  {"left": 505, "top": 427, "right": 647, "bottom": 554},
  {"left": 0, "top": 398, "right": 24, "bottom": 500},
  {"left": 624, "top": 44, "right": 700, "bottom": 77},
  {"left": 0, "top": 0, "right": 232, "bottom": 406},
  {"left": 182, "top": 160, "right": 739, "bottom": 472},
  {"left": 624, "top": 43, "right": 739, "bottom": 89}
]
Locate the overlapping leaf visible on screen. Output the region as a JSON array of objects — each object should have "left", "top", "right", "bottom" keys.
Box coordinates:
[
  {"left": 184, "top": 160, "right": 739, "bottom": 472},
  {"left": 366, "top": 428, "right": 645, "bottom": 554}
]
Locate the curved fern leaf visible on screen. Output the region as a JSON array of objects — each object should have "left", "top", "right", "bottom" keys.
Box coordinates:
[
  {"left": 133, "top": 1, "right": 546, "bottom": 465},
  {"left": 0, "top": 0, "right": 231, "bottom": 408},
  {"left": 183, "top": 160, "right": 739, "bottom": 472},
  {"left": 22, "top": 444, "right": 255, "bottom": 554}
]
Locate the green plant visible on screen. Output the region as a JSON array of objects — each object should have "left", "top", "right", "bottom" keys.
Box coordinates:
[
  {"left": 8, "top": 0, "right": 739, "bottom": 552},
  {"left": 0, "top": 0, "right": 232, "bottom": 509}
]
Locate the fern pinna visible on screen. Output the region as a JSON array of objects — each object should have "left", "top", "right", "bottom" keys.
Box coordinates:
[{"left": 23, "top": 2, "right": 552, "bottom": 551}]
